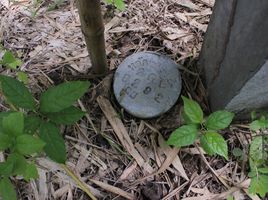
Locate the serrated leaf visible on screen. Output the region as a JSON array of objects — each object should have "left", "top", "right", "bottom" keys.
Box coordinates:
[
  {"left": 17, "top": 71, "right": 29, "bottom": 84},
  {"left": 23, "top": 163, "right": 38, "bottom": 181},
  {"left": 258, "top": 168, "right": 268, "bottom": 174},
  {"left": 250, "top": 119, "right": 268, "bottom": 131},
  {"left": 249, "top": 136, "right": 266, "bottom": 166},
  {"left": 0, "top": 75, "right": 35, "bottom": 110},
  {"left": 0, "top": 161, "right": 14, "bottom": 176},
  {"left": 182, "top": 96, "right": 203, "bottom": 124},
  {"left": 227, "top": 196, "right": 234, "bottom": 200},
  {"left": 0, "top": 177, "right": 17, "bottom": 200},
  {"left": 205, "top": 111, "right": 234, "bottom": 130},
  {"left": 182, "top": 109, "right": 193, "bottom": 124},
  {"left": 232, "top": 147, "right": 243, "bottom": 157},
  {"left": 200, "top": 131, "right": 228, "bottom": 159},
  {"left": 47, "top": 0, "right": 64, "bottom": 11},
  {"left": 249, "top": 175, "right": 268, "bottom": 197},
  {"left": 0, "top": 111, "right": 15, "bottom": 133},
  {"left": 249, "top": 177, "right": 258, "bottom": 196},
  {"left": 0, "top": 133, "right": 11, "bottom": 150},
  {"left": 248, "top": 170, "right": 257, "bottom": 178},
  {"left": 40, "top": 81, "right": 90, "bottom": 113},
  {"left": 167, "top": 124, "right": 198, "bottom": 147},
  {"left": 105, "top": 0, "right": 125, "bottom": 10},
  {"left": 3, "top": 112, "right": 24, "bottom": 136},
  {"left": 39, "top": 122, "right": 66, "bottom": 163},
  {"left": 16, "top": 134, "right": 45, "bottom": 155},
  {"left": 24, "top": 115, "right": 42, "bottom": 135},
  {"left": 114, "top": 0, "right": 125, "bottom": 10},
  {"left": 1, "top": 50, "right": 22, "bottom": 69},
  {"left": 45, "top": 106, "right": 85, "bottom": 125},
  {"left": 6, "top": 153, "right": 27, "bottom": 176}
]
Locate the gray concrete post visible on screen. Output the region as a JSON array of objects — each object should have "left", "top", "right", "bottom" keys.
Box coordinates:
[{"left": 199, "top": 0, "right": 268, "bottom": 115}]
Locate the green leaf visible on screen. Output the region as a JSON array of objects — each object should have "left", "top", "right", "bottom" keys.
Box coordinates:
[
  {"left": 182, "top": 96, "right": 203, "bottom": 124},
  {"left": 250, "top": 136, "right": 266, "bottom": 166},
  {"left": 205, "top": 111, "right": 234, "bottom": 130},
  {"left": 0, "top": 177, "right": 17, "bottom": 200},
  {"left": 0, "top": 133, "right": 11, "bottom": 150},
  {"left": 0, "top": 111, "right": 15, "bottom": 133},
  {"left": 7, "top": 153, "right": 27, "bottom": 176},
  {"left": 45, "top": 106, "right": 85, "bottom": 125},
  {"left": 227, "top": 196, "right": 234, "bottom": 200},
  {"left": 40, "top": 81, "right": 90, "bottom": 113},
  {"left": 1, "top": 50, "right": 22, "bottom": 69},
  {"left": 167, "top": 124, "right": 198, "bottom": 147},
  {"left": 250, "top": 118, "right": 268, "bottom": 131},
  {"left": 0, "top": 161, "right": 14, "bottom": 176},
  {"left": 47, "top": 0, "right": 64, "bottom": 11},
  {"left": 17, "top": 71, "right": 29, "bottom": 84},
  {"left": 3, "top": 112, "right": 24, "bottom": 136},
  {"left": 105, "top": 0, "right": 125, "bottom": 10},
  {"left": 248, "top": 170, "right": 257, "bottom": 178},
  {"left": 200, "top": 131, "right": 228, "bottom": 159},
  {"left": 249, "top": 177, "right": 258, "bottom": 195},
  {"left": 114, "top": 0, "right": 125, "bottom": 10},
  {"left": 232, "top": 148, "right": 243, "bottom": 157},
  {"left": 0, "top": 75, "right": 35, "bottom": 110},
  {"left": 182, "top": 109, "right": 193, "bottom": 124},
  {"left": 249, "top": 175, "right": 268, "bottom": 197},
  {"left": 251, "top": 111, "right": 257, "bottom": 120},
  {"left": 24, "top": 115, "right": 42, "bottom": 135},
  {"left": 39, "top": 122, "right": 66, "bottom": 163},
  {"left": 258, "top": 168, "right": 268, "bottom": 174},
  {"left": 15, "top": 134, "right": 45, "bottom": 155},
  {"left": 23, "top": 163, "right": 39, "bottom": 181}
]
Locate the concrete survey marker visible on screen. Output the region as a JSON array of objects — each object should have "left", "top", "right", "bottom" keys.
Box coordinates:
[{"left": 113, "top": 52, "right": 182, "bottom": 118}]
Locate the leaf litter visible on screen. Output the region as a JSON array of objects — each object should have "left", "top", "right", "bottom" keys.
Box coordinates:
[{"left": 0, "top": 0, "right": 264, "bottom": 199}]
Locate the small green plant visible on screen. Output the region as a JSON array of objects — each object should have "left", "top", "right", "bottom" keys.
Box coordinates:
[
  {"left": 47, "top": 0, "right": 65, "bottom": 11},
  {"left": 10, "top": 0, "right": 65, "bottom": 17},
  {"left": 0, "top": 49, "right": 28, "bottom": 84},
  {"left": 167, "top": 96, "right": 234, "bottom": 159},
  {"left": 0, "top": 75, "right": 90, "bottom": 200},
  {"left": 105, "top": 0, "right": 125, "bottom": 11},
  {"left": 248, "top": 116, "right": 268, "bottom": 198}
]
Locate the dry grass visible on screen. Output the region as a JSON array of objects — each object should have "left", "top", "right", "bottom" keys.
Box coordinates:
[{"left": 0, "top": 0, "right": 260, "bottom": 199}]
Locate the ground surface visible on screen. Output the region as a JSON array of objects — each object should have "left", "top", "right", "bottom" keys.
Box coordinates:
[{"left": 0, "top": 0, "right": 262, "bottom": 199}]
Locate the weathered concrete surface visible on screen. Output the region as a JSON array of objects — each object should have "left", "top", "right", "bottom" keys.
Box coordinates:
[
  {"left": 199, "top": 0, "right": 268, "bottom": 114},
  {"left": 226, "top": 61, "right": 268, "bottom": 113}
]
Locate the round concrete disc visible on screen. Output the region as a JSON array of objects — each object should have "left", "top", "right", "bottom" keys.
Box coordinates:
[{"left": 113, "top": 52, "right": 182, "bottom": 118}]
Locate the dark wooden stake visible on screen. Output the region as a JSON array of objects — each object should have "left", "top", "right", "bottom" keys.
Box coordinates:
[{"left": 77, "top": 0, "right": 108, "bottom": 75}]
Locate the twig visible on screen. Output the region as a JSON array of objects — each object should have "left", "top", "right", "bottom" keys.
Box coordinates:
[
  {"left": 61, "top": 164, "right": 97, "bottom": 200},
  {"left": 195, "top": 144, "right": 230, "bottom": 189}
]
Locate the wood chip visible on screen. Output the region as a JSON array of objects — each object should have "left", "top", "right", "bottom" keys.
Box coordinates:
[
  {"left": 97, "top": 95, "right": 154, "bottom": 174},
  {"left": 158, "top": 134, "right": 189, "bottom": 180},
  {"left": 119, "top": 161, "right": 138, "bottom": 180},
  {"left": 90, "top": 179, "right": 135, "bottom": 200}
]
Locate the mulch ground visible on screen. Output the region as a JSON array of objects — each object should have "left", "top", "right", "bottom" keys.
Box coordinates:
[{"left": 0, "top": 0, "right": 260, "bottom": 199}]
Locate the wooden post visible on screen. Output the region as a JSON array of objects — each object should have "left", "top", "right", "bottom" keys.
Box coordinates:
[
  {"left": 77, "top": 0, "right": 108, "bottom": 75},
  {"left": 199, "top": 0, "right": 268, "bottom": 116}
]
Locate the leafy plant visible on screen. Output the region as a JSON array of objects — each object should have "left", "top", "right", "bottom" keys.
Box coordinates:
[
  {"left": 105, "top": 0, "right": 125, "bottom": 11},
  {"left": 248, "top": 116, "right": 268, "bottom": 198},
  {"left": 0, "top": 49, "right": 28, "bottom": 84},
  {"left": 47, "top": 0, "right": 65, "bottom": 11},
  {"left": 0, "top": 75, "right": 90, "bottom": 200},
  {"left": 167, "top": 96, "right": 234, "bottom": 159}
]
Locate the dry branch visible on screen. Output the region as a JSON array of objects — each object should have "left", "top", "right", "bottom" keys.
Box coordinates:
[{"left": 77, "top": 0, "right": 108, "bottom": 74}]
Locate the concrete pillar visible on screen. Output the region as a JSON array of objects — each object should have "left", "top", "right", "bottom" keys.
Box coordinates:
[{"left": 199, "top": 0, "right": 268, "bottom": 115}]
